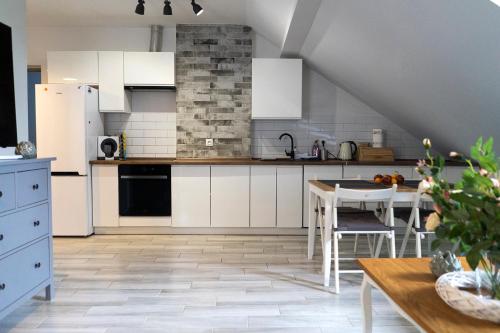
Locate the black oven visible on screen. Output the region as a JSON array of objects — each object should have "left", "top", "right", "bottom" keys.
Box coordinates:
[{"left": 118, "top": 165, "right": 171, "bottom": 217}]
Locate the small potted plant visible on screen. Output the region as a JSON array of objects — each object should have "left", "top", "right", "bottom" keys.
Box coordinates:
[{"left": 416, "top": 137, "right": 500, "bottom": 321}]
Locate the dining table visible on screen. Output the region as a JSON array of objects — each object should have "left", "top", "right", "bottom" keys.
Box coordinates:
[{"left": 307, "top": 179, "right": 423, "bottom": 287}]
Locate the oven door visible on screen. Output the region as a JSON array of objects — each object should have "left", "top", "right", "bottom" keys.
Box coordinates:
[{"left": 119, "top": 165, "right": 171, "bottom": 217}]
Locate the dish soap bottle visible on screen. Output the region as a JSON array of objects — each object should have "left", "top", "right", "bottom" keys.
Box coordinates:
[{"left": 312, "top": 140, "right": 320, "bottom": 159}]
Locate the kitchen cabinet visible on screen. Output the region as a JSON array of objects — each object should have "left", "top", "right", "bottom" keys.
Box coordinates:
[
  {"left": 211, "top": 166, "right": 250, "bottom": 228},
  {"left": 303, "top": 166, "right": 343, "bottom": 227},
  {"left": 92, "top": 165, "right": 119, "bottom": 228},
  {"left": 250, "top": 166, "right": 277, "bottom": 228},
  {"left": 47, "top": 51, "right": 98, "bottom": 85},
  {"left": 276, "top": 166, "right": 303, "bottom": 228},
  {"left": 445, "top": 166, "right": 467, "bottom": 183},
  {"left": 252, "top": 58, "right": 302, "bottom": 119},
  {"left": 171, "top": 166, "right": 211, "bottom": 228},
  {"left": 124, "top": 52, "right": 175, "bottom": 86},
  {"left": 98, "top": 51, "right": 131, "bottom": 113},
  {"left": 343, "top": 165, "right": 415, "bottom": 180}
]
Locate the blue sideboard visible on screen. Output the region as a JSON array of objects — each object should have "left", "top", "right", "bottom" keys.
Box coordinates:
[{"left": 0, "top": 158, "right": 55, "bottom": 320}]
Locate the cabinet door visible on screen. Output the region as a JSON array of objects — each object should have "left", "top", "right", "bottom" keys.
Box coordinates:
[
  {"left": 47, "top": 51, "right": 98, "bottom": 85},
  {"left": 171, "top": 166, "right": 210, "bottom": 227},
  {"left": 98, "top": 51, "right": 130, "bottom": 113},
  {"left": 211, "top": 166, "right": 250, "bottom": 228},
  {"left": 250, "top": 166, "right": 276, "bottom": 228},
  {"left": 303, "top": 166, "right": 343, "bottom": 227},
  {"left": 92, "top": 165, "right": 119, "bottom": 227},
  {"left": 277, "top": 166, "right": 303, "bottom": 228},
  {"left": 343, "top": 166, "right": 414, "bottom": 180},
  {"left": 252, "top": 58, "right": 302, "bottom": 119},
  {"left": 124, "top": 52, "right": 175, "bottom": 86}
]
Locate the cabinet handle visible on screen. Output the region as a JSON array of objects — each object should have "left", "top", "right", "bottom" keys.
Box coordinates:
[
  {"left": 0, "top": 234, "right": 3, "bottom": 241},
  {"left": 34, "top": 262, "right": 42, "bottom": 269},
  {"left": 34, "top": 221, "right": 40, "bottom": 227},
  {"left": 0, "top": 283, "right": 5, "bottom": 290},
  {"left": 32, "top": 184, "right": 39, "bottom": 190},
  {"left": 0, "top": 191, "right": 3, "bottom": 198}
]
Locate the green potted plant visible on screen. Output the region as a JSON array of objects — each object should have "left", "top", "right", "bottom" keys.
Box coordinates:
[{"left": 416, "top": 137, "right": 500, "bottom": 300}]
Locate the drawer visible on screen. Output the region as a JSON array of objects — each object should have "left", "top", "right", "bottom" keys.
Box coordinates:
[
  {"left": 0, "top": 204, "right": 49, "bottom": 256},
  {"left": 0, "top": 173, "right": 15, "bottom": 214},
  {"left": 16, "top": 169, "right": 48, "bottom": 207},
  {"left": 0, "top": 238, "right": 50, "bottom": 312}
]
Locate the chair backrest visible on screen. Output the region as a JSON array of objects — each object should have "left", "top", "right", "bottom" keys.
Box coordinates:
[{"left": 333, "top": 184, "right": 397, "bottom": 207}]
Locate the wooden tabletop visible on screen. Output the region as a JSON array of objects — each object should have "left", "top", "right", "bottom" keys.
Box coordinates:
[
  {"left": 358, "top": 258, "right": 499, "bottom": 333},
  {"left": 308, "top": 179, "right": 418, "bottom": 192}
]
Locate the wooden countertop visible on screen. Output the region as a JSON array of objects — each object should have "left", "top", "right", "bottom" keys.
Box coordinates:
[
  {"left": 90, "top": 158, "right": 466, "bottom": 166},
  {"left": 358, "top": 258, "right": 499, "bottom": 333}
]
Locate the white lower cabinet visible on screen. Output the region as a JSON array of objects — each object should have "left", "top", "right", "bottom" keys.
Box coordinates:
[
  {"left": 250, "top": 166, "right": 277, "bottom": 228},
  {"left": 211, "top": 166, "right": 250, "bottom": 228},
  {"left": 92, "top": 165, "right": 119, "bottom": 228},
  {"left": 343, "top": 165, "right": 415, "bottom": 180},
  {"left": 276, "top": 166, "right": 303, "bottom": 228},
  {"left": 445, "top": 166, "right": 466, "bottom": 183},
  {"left": 303, "top": 166, "right": 343, "bottom": 227},
  {"left": 171, "top": 166, "right": 211, "bottom": 228}
]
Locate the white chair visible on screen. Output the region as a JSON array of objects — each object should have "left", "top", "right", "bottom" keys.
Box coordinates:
[
  {"left": 395, "top": 189, "right": 435, "bottom": 258},
  {"left": 322, "top": 184, "right": 397, "bottom": 293}
]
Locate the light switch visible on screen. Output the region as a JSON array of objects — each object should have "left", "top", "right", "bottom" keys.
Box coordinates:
[{"left": 206, "top": 139, "right": 214, "bottom": 147}]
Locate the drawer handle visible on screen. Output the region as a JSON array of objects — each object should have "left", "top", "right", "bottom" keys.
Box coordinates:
[
  {"left": 0, "top": 234, "right": 3, "bottom": 241},
  {"left": 34, "top": 262, "right": 42, "bottom": 269},
  {"left": 32, "top": 184, "right": 39, "bottom": 191},
  {"left": 34, "top": 221, "right": 40, "bottom": 227},
  {"left": 0, "top": 283, "right": 5, "bottom": 290}
]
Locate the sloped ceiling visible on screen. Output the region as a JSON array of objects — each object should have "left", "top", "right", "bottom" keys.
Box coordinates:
[{"left": 299, "top": 0, "right": 500, "bottom": 154}]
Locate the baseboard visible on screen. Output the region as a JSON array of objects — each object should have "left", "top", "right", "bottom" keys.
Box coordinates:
[{"left": 93, "top": 227, "right": 308, "bottom": 235}]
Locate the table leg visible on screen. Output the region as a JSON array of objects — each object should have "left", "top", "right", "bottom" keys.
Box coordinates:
[
  {"left": 307, "top": 191, "right": 316, "bottom": 260},
  {"left": 323, "top": 201, "right": 332, "bottom": 287},
  {"left": 361, "top": 274, "right": 373, "bottom": 333}
]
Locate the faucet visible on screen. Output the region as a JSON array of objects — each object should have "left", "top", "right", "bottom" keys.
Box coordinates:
[{"left": 279, "top": 133, "right": 295, "bottom": 160}]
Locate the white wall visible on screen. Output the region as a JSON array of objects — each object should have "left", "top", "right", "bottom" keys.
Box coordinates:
[
  {"left": 252, "top": 34, "right": 423, "bottom": 159},
  {"left": 1, "top": 0, "right": 28, "bottom": 141}
]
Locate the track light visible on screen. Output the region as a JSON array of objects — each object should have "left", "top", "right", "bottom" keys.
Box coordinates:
[
  {"left": 191, "top": 0, "right": 203, "bottom": 16},
  {"left": 135, "top": 0, "right": 145, "bottom": 15},
  {"left": 163, "top": 0, "right": 172, "bottom": 15}
]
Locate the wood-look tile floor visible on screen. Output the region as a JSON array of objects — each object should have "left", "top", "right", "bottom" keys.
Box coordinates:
[{"left": 1, "top": 235, "right": 420, "bottom": 333}]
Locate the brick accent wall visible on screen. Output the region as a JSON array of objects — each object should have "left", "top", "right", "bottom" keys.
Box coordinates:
[{"left": 176, "top": 24, "right": 252, "bottom": 158}]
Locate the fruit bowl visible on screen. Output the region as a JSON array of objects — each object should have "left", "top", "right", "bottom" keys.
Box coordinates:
[{"left": 374, "top": 172, "right": 404, "bottom": 185}]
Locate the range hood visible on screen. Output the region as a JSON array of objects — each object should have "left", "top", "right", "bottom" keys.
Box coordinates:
[{"left": 124, "top": 25, "right": 176, "bottom": 92}]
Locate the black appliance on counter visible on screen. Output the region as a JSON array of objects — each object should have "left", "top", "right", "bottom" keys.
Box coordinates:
[{"left": 118, "top": 165, "right": 171, "bottom": 217}]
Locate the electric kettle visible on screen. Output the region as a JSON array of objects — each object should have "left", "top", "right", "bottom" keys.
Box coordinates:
[{"left": 338, "top": 141, "right": 358, "bottom": 161}]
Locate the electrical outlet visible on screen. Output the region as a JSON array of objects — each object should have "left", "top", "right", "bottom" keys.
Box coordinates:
[{"left": 206, "top": 138, "right": 214, "bottom": 147}]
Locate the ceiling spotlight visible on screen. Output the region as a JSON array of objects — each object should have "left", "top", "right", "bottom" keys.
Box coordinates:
[
  {"left": 135, "top": 0, "right": 145, "bottom": 15},
  {"left": 163, "top": 0, "right": 173, "bottom": 15},
  {"left": 191, "top": 0, "right": 203, "bottom": 16}
]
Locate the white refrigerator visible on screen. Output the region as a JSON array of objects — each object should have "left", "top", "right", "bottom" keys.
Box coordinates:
[{"left": 36, "top": 84, "right": 103, "bottom": 236}]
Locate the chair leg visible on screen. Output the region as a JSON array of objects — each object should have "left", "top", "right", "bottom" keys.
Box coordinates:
[
  {"left": 390, "top": 230, "right": 396, "bottom": 258},
  {"left": 323, "top": 203, "right": 333, "bottom": 287},
  {"left": 398, "top": 221, "right": 413, "bottom": 258},
  {"left": 354, "top": 234, "right": 359, "bottom": 254},
  {"left": 375, "top": 234, "right": 384, "bottom": 258},
  {"left": 307, "top": 192, "right": 316, "bottom": 260},
  {"left": 333, "top": 232, "right": 340, "bottom": 294},
  {"left": 415, "top": 232, "right": 423, "bottom": 258},
  {"left": 366, "top": 235, "right": 374, "bottom": 258}
]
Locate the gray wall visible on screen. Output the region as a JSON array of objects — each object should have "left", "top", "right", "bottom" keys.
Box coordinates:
[
  {"left": 176, "top": 24, "right": 252, "bottom": 158},
  {"left": 300, "top": 0, "right": 500, "bottom": 154}
]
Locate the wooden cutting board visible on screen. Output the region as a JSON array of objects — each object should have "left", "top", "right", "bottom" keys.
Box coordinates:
[{"left": 357, "top": 146, "right": 395, "bottom": 162}]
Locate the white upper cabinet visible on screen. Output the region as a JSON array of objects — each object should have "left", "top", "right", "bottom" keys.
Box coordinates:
[
  {"left": 98, "top": 51, "right": 130, "bottom": 113},
  {"left": 124, "top": 52, "right": 175, "bottom": 86},
  {"left": 252, "top": 58, "right": 303, "bottom": 119},
  {"left": 47, "top": 51, "right": 99, "bottom": 85}
]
